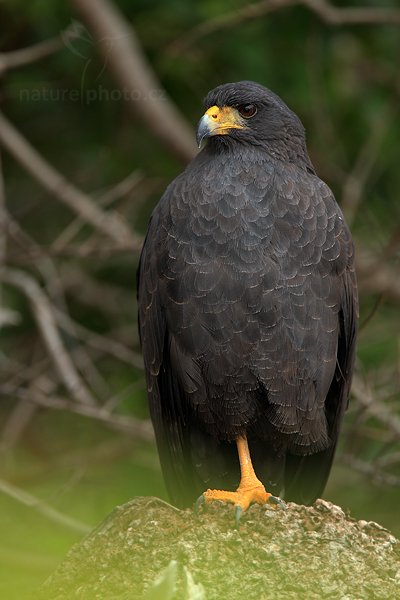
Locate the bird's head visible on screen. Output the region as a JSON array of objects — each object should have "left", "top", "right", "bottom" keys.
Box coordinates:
[{"left": 197, "top": 81, "right": 309, "bottom": 163}]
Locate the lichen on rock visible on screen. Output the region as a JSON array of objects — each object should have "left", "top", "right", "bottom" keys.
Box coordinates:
[{"left": 36, "top": 496, "right": 400, "bottom": 600}]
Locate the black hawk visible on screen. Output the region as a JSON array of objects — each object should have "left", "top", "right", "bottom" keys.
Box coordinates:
[{"left": 137, "top": 81, "right": 358, "bottom": 514}]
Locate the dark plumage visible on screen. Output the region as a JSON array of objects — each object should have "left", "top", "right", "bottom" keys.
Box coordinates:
[{"left": 137, "top": 81, "right": 358, "bottom": 507}]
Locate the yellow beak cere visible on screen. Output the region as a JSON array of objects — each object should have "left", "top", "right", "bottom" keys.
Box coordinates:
[{"left": 196, "top": 105, "right": 245, "bottom": 147}]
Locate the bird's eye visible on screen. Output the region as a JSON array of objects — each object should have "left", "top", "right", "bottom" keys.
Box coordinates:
[{"left": 238, "top": 104, "right": 257, "bottom": 119}]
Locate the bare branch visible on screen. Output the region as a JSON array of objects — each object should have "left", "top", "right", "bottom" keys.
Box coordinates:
[
  {"left": 340, "top": 454, "right": 400, "bottom": 487},
  {"left": 0, "top": 150, "right": 5, "bottom": 307},
  {"left": 303, "top": 0, "right": 400, "bottom": 26},
  {"left": 70, "top": 345, "right": 111, "bottom": 401},
  {"left": 167, "top": 0, "right": 296, "bottom": 55},
  {"left": 351, "top": 374, "right": 400, "bottom": 441},
  {"left": 52, "top": 170, "right": 143, "bottom": 252},
  {"left": 356, "top": 249, "right": 400, "bottom": 303},
  {"left": 101, "top": 380, "right": 145, "bottom": 414},
  {"left": 375, "top": 452, "right": 400, "bottom": 470},
  {"left": 2, "top": 216, "right": 111, "bottom": 401},
  {"left": 0, "top": 153, "right": 21, "bottom": 328},
  {"left": 70, "top": 0, "right": 197, "bottom": 163},
  {"left": 380, "top": 224, "right": 400, "bottom": 263},
  {"left": 0, "top": 23, "right": 81, "bottom": 75},
  {"left": 1, "top": 398, "right": 38, "bottom": 451},
  {"left": 0, "top": 111, "right": 140, "bottom": 249},
  {"left": 4, "top": 212, "right": 70, "bottom": 313},
  {"left": 0, "top": 151, "right": 5, "bottom": 271},
  {"left": 167, "top": 0, "right": 400, "bottom": 55},
  {"left": 59, "top": 264, "right": 134, "bottom": 317},
  {"left": 341, "top": 107, "right": 391, "bottom": 225},
  {"left": 55, "top": 309, "right": 144, "bottom": 370},
  {"left": 49, "top": 241, "right": 137, "bottom": 259},
  {"left": 358, "top": 294, "right": 384, "bottom": 332},
  {"left": 0, "top": 353, "right": 50, "bottom": 392},
  {"left": 306, "top": 35, "right": 347, "bottom": 184},
  {"left": 1, "top": 268, "right": 97, "bottom": 406},
  {"left": 0, "top": 478, "right": 90, "bottom": 534},
  {"left": 98, "top": 169, "right": 144, "bottom": 206},
  {"left": 0, "top": 383, "right": 154, "bottom": 440}
]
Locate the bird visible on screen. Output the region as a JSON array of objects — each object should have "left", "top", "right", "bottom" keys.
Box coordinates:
[{"left": 137, "top": 81, "right": 358, "bottom": 516}]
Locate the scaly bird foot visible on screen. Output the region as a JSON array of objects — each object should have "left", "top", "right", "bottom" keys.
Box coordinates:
[
  {"left": 196, "top": 482, "right": 286, "bottom": 523},
  {"left": 202, "top": 483, "right": 272, "bottom": 512},
  {"left": 194, "top": 437, "right": 287, "bottom": 522}
]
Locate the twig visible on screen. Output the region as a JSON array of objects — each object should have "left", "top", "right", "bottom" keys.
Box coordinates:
[
  {"left": 0, "top": 151, "right": 5, "bottom": 273},
  {"left": 0, "top": 478, "right": 91, "bottom": 534},
  {"left": 3, "top": 215, "right": 112, "bottom": 400},
  {"left": 340, "top": 454, "right": 400, "bottom": 487},
  {"left": 0, "top": 23, "right": 81, "bottom": 75},
  {"left": 101, "top": 379, "right": 145, "bottom": 413},
  {"left": 1, "top": 268, "right": 97, "bottom": 406},
  {"left": 342, "top": 422, "right": 395, "bottom": 444},
  {"left": 0, "top": 341, "right": 44, "bottom": 451},
  {"left": 0, "top": 398, "right": 38, "bottom": 451},
  {"left": 341, "top": 106, "right": 390, "bottom": 225},
  {"left": 380, "top": 224, "right": 400, "bottom": 263},
  {"left": 0, "top": 155, "right": 21, "bottom": 328},
  {"left": 303, "top": 0, "right": 400, "bottom": 26},
  {"left": 375, "top": 452, "right": 400, "bottom": 470},
  {"left": 167, "top": 0, "right": 295, "bottom": 55},
  {"left": 0, "top": 353, "right": 50, "bottom": 392},
  {"left": 55, "top": 309, "right": 144, "bottom": 369},
  {"left": 5, "top": 212, "right": 69, "bottom": 312},
  {"left": 70, "top": 345, "right": 111, "bottom": 401},
  {"left": 0, "top": 150, "right": 5, "bottom": 306},
  {"left": 306, "top": 33, "right": 347, "bottom": 183},
  {"left": 351, "top": 374, "right": 400, "bottom": 440},
  {"left": 0, "top": 111, "right": 139, "bottom": 248},
  {"left": 167, "top": 0, "right": 400, "bottom": 55},
  {"left": 358, "top": 294, "right": 384, "bottom": 332},
  {"left": 52, "top": 169, "right": 143, "bottom": 252},
  {"left": 356, "top": 249, "right": 400, "bottom": 303},
  {"left": 59, "top": 264, "right": 134, "bottom": 317},
  {"left": 381, "top": 234, "right": 400, "bottom": 262},
  {"left": 70, "top": 0, "right": 197, "bottom": 163},
  {"left": 50, "top": 241, "right": 137, "bottom": 258},
  {"left": 0, "top": 383, "right": 154, "bottom": 440},
  {"left": 7, "top": 239, "right": 139, "bottom": 261},
  {"left": 97, "top": 169, "right": 144, "bottom": 206}
]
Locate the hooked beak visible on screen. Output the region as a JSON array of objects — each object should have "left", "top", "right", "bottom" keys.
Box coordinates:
[
  {"left": 196, "top": 105, "right": 246, "bottom": 148},
  {"left": 196, "top": 114, "right": 213, "bottom": 148}
]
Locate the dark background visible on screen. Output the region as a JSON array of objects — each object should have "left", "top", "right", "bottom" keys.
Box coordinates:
[{"left": 0, "top": 1, "right": 399, "bottom": 598}]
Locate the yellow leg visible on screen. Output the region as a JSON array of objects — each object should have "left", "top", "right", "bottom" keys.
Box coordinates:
[{"left": 202, "top": 436, "right": 273, "bottom": 512}]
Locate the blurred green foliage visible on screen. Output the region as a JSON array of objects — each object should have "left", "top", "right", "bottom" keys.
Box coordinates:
[{"left": 0, "top": 1, "right": 399, "bottom": 598}]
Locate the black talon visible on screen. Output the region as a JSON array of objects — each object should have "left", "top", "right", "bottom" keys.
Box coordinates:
[
  {"left": 194, "top": 494, "right": 205, "bottom": 514},
  {"left": 269, "top": 495, "right": 287, "bottom": 510},
  {"left": 234, "top": 505, "right": 243, "bottom": 527}
]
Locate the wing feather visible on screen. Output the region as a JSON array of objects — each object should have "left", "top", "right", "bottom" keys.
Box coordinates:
[{"left": 138, "top": 161, "right": 358, "bottom": 507}]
